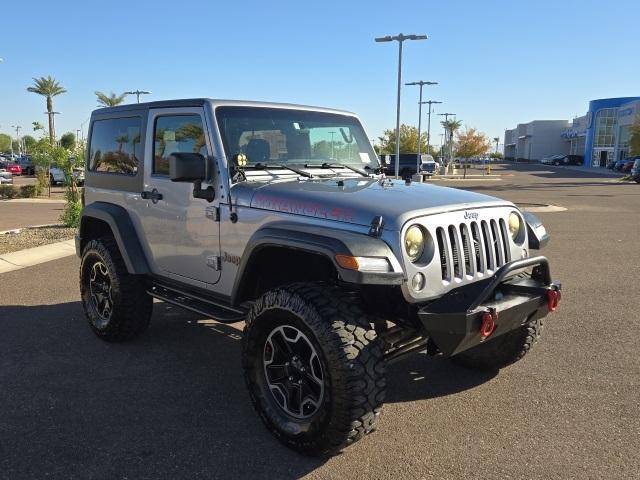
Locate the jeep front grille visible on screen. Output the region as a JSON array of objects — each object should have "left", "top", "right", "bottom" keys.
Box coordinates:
[{"left": 436, "top": 219, "right": 511, "bottom": 282}]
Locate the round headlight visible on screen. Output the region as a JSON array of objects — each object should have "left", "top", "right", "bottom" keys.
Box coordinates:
[
  {"left": 508, "top": 212, "right": 523, "bottom": 241},
  {"left": 404, "top": 225, "right": 425, "bottom": 262}
]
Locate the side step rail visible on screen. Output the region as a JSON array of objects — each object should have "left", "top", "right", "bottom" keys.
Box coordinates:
[{"left": 148, "top": 284, "right": 247, "bottom": 323}]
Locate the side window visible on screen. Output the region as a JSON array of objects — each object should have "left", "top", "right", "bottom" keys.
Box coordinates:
[
  {"left": 89, "top": 117, "right": 142, "bottom": 175},
  {"left": 153, "top": 115, "right": 207, "bottom": 176}
]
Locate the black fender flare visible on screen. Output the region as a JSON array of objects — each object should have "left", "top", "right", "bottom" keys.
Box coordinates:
[
  {"left": 78, "top": 202, "right": 150, "bottom": 274},
  {"left": 231, "top": 222, "right": 404, "bottom": 305}
]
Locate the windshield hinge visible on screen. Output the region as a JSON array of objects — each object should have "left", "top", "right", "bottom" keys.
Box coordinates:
[
  {"left": 205, "top": 206, "right": 220, "bottom": 222},
  {"left": 369, "top": 215, "right": 384, "bottom": 237}
]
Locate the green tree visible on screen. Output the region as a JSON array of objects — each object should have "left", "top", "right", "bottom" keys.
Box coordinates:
[
  {"left": 22, "top": 135, "right": 37, "bottom": 153},
  {"left": 0, "top": 133, "right": 11, "bottom": 152},
  {"left": 27, "top": 76, "right": 67, "bottom": 145},
  {"left": 629, "top": 116, "right": 640, "bottom": 156},
  {"left": 378, "top": 124, "right": 438, "bottom": 155},
  {"left": 95, "top": 90, "right": 127, "bottom": 107},
  {"left": 60, "top": 132, "right": 76, "bottom": 150},
  {"left": 455, "top": 128, "right": 491, "bottom": 159}
]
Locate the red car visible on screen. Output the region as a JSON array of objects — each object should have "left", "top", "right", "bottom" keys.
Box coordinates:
[{"left": 6, "top": 163, "right": 22, "bottom": 175}]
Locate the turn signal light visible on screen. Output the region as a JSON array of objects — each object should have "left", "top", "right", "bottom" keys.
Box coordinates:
[
  {"left": 335, "top": 254, "right": 360, "bottom": 270},
  {"left": 547, "top": 289, "right": 560, "bottom": 312}
]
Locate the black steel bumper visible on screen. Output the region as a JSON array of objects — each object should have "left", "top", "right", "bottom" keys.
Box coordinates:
[{"left": 417, "top": 256, "right": 561, "bottom": 356}]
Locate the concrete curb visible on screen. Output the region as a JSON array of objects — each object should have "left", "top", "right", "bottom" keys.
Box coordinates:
[
  {"left": 0, "top": 223, "right": 65, "bottom": 235},
  {"left": 0, "top": 198, "right": 66, "bottom": 203},
  {"left": 0, "top": 239, "right": 76, "bottom": 274}
]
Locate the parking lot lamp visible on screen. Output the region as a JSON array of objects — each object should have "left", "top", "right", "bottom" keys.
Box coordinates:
[
  {"left": 125, "top": 90, "right": 152, "bottom": 103},
  {"left": 406, "top": 81, "right": 437, "bottom": 171},
  {"left": 375, "top": 33, "right": 428, "bottom": 178},
  {"left": 421, "top": 100, "right": 442, "bottom": 161}
]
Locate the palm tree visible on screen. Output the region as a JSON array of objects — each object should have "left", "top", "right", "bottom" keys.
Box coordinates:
[
  {"left": 493, "top": 137, "right": 500, "bottom": 154},
  {"left": 95, "top": 91, "right": 127, "bottom": 107},
  {"left": 441, "top": 119, "right": 462, "bottom": 165},
  {"left": 27, "top": 76, "right": 66, "bottom": 145}
]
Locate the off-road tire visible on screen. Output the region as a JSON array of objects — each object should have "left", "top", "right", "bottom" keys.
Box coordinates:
[
  {"left": 80, "top": 237, "right": 152, "bottom": 341},
  {"left": 242, "top": 283, "right": 386, "bottom": 455},
  {"left": 451, "top": 316, "right": 543, "bottom": 370}
]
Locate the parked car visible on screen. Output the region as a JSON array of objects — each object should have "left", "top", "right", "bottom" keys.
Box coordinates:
[
  {"left": 49, "top": 166, "right": 85, "bottom": 185},
  {"left": 613, "top": 159, "right": 630, "bottom": 172},
  {"left": 4, "top": 163, "right": 22, "bottom": 175},
  {"left": 0, "top": 163, "right": 13, "bottom": 184},
  {"left": 15, "top": 156, "right": 35, "bottom": 175},
  {"left": 540, "top": 154, "right": 565, "bottom": 165},
  {"left": 76, "top": 98, "right": 560, "bottom": 455},
  {"left": 620, "top": 158, "right": 636, "bottom": 173},
  {"left": 631, "top": 159, "right": 640, "bottom": 183},
  {"left": 561, "top": 155, "right": 584, "bottom": 166},
  {"left": 383, "top": 153, "right": 437, "bottom": 178}
]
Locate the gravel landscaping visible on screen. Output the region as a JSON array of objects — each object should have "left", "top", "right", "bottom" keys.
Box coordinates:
[{"left": 0, "top": 226, "right": 77, "bottom": 255}]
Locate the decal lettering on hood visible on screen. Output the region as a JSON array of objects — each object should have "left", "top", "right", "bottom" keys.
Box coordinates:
[
  {"left": 254, "top": 193, "right": 356, "bottom": 222},
  {"left": 464, "top": 211, "right": 479, "bottom": 220}
]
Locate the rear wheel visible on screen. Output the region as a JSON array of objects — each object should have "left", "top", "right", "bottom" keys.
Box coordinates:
[
  {"left": 80, "top": 237, "right": 152, "bottom": 341},
  {"left": 451, "top": 316, "right": 543, "bottom": 370},
  {"left": 242, "top": 283, "right": 386, "bottom": 455}
]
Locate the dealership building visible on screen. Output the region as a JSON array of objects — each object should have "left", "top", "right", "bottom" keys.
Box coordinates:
[{"left": 504, "top": 97, "right": 640, "bottom": 168}]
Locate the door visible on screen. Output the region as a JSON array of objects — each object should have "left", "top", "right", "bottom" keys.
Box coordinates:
[
  {"left": 136, "top": 107, "right": 221, "bottom": 286},
  {"left": 600, "top": 150, "right": 607, "bottom": 168}
]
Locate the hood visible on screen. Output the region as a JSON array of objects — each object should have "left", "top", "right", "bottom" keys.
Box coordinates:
[{"left": 233, "top": 177, "right": 512, "bottom": 231}]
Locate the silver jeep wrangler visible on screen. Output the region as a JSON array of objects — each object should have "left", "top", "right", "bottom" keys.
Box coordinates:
[{"left": 77, "top": 99, "right": 561, "bottom": 455}]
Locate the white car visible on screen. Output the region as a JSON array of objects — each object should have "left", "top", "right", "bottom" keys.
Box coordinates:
[{"left": 49, "top": 166, "right": 85, "bottom": 185}]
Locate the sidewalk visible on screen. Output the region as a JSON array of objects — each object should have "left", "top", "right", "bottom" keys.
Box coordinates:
[{"left": 0, "top": 239, "right": 76, "bottom": 274}]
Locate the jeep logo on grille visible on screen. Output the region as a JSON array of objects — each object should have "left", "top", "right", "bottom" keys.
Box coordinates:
[{"left": 463, "top": 211, "right": 479, "bottom": 220}]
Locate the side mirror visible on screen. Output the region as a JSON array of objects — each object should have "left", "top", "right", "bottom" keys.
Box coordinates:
[
  {"left": 169, "top": 152, "right": 206, "bottom": 182},
  {"left": 522, "top": 212, "right": 549, "bottom": 249},
  {"left": 169, "top": 152, "right": 215, "bottom": 202}
]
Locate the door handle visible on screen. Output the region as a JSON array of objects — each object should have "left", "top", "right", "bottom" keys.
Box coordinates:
[{"left": 141, "top": 188, "right": 163, "bottom": 203}]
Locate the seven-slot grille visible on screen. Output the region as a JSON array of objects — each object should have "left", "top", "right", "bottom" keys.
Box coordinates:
[{"left": 435, "top": 219, "right": 511, "bottom": 282}]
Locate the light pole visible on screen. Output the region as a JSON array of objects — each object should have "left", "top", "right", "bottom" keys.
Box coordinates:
[
  {"left": 406, "top": 81, "right": 437, "bottom": 171},
  {"left": 375, "top": 33, "right": 428, "bottom": 178},
  {"left": 125, "top": 90, "right": 151, "bottom": 103},
  {"left": 11, "top": 125, "right": 22, "bottom": 155},
  {"left": 421, "top": 100, "right": 442, "bottom": 161}
]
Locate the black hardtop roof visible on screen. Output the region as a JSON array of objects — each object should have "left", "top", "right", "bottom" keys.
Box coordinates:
[
  {"left": 90, "top": 98, "right": 356, "bottom": 117},
  {"left": 92, "top": 98, "right": 208, "bottom": 115}
]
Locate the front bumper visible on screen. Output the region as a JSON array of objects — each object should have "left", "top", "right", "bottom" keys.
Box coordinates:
[{"left": 418, "top": 256, "right": 561, "bottom": 356}]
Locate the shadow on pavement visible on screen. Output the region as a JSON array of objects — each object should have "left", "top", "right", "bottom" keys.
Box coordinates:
[{"left": 0, "top": 300, "right": 496, "bottom": 479}]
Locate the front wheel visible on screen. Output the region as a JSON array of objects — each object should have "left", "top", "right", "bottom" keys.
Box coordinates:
[{"left": 242, "top": 284, "right": 386, "bottom": 455}]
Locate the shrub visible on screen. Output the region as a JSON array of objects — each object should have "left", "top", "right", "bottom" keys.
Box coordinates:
[
  {"left": 35, "top": 170, "right": 49, "bottom": 195},
  {"left": 19, "top": 185, "right": 37, "bottom": 198},
  {"left": 60, "top": 199, "right": 82, "bottom": 227},
  {"left": 0, "top": 185, "right": 19, "bottom": 199}
]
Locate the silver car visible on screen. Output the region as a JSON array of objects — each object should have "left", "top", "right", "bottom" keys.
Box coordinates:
[{"left": 76, "top": 99, "right": 561, "bottom": 455}]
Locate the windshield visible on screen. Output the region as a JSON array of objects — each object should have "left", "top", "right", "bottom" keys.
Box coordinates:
[{"left": 215, "top": 106, "right": 379, "bottom": 169}]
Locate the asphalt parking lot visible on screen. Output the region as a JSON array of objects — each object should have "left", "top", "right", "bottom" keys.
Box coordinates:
[{"left": 1, "top": 163, "right": 638, "bottom": 479}]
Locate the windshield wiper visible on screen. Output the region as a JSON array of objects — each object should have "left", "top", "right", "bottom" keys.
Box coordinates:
[
  {"left": 251, "top": 162, "right": 313, "bottom": 178},
  {"left": 304, "top": 162, "right": 370, "bottom": 177}
]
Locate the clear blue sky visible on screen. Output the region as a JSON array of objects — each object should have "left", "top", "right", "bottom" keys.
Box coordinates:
[{"left": 1, "top": 0, "right": 639, "bottom": 147}]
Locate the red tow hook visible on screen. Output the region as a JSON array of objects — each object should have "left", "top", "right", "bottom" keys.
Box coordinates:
[
  {"left": 479, "top": 309, "right": 497, "bottom": 340},
  {"left": 547, "top": 289, "right": 561, "bottom": 312}
]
